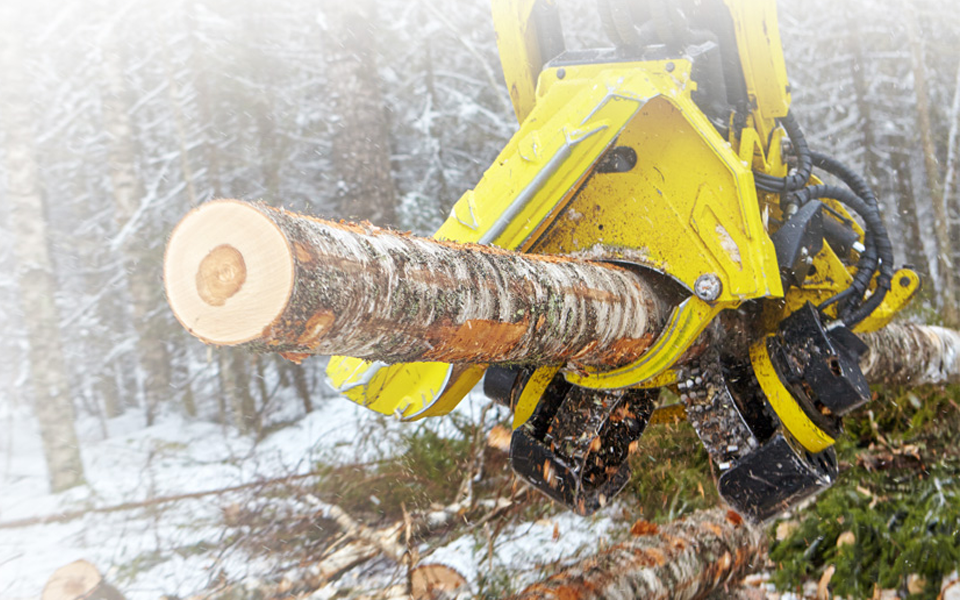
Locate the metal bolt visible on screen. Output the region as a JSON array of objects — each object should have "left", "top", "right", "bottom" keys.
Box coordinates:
[
  {"left": 694, "top": 273, "right": 722, "bottom": 301},
  {"left": 665, "top": 62, "right": 675, "bottom": 73},
  {"left": 557, "top": 68, "right": 566, "bottom": 80}
]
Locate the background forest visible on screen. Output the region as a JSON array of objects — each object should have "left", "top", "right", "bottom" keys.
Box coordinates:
[{"left": 2, "top": 0, "right": 960, "bottom": 598}]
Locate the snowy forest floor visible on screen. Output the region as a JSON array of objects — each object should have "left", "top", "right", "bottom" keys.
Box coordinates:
[
  {"left": 3, "top": 383, "right": 960, "bottom": 600},
  {"left": 0, "top": 389, "right": 630, "bottom": 599}
]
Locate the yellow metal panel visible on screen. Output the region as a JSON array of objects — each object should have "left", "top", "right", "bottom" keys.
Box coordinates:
[
  {"left": 327, "top": 358, "right": 484, "bottom": 418},
  {"left": 853, "top": 269, "right": 921, "bottom": 333},
  {"left": 436, "top": 65, "right": 676, "bottom": 250},
  {"left": 532, "top": 93, "right": 782, "bottom": 303},
  {"left": 491, "top": 0, "right": 545, "bottom": 124},
  {"left": 723, "top": 0, "right": 791, "bottom": 140},
  {"left": 781, "top": 240, "right": 855, "bottom": 317},
  {"left": 750, "top": 338, "right": 835, "bottom": 453},
  {"left": 512, "top": 366, "right": 561, "bottom": 429}
]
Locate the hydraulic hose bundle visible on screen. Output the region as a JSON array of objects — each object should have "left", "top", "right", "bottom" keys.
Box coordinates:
[{"left": 754, "top": 113, "right": 894, "bottom": 328}]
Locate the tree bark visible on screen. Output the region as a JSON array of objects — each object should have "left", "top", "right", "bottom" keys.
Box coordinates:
[
  {"left": 163, "top": 200, "right": 666, "bottom": 368},
  {"left": 861, "top": 323, "right": 960, "bottom": 387},
  {"left": 846, "top": 6, "right": 881, "bottom": 194},
  {"left": 945, "top": 60, "right": 960, "bottom": 304},
  {"left": 889, "top": 144, "right": 929, "bottom": 277},
  {"left": 325, "top": 0, "right": 398, "bottom": 225},
  {"left": 0, "top": 14, "right": 85, "bottom": 493},
  {"left": 904, "top": 1, "right": 959, "bottom": 326},
  {"left": 219, "top": 347, "right": 258, "bottom": 434},
  {"left": 100, "top": 41, "right": 173, "bottom": 425},
  {"left": 505, "top": 509, "right": 766, "bottom": 600}
]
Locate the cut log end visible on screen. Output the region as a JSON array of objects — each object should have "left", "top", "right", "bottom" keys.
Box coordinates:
[{"left": 164, "top": 199, "right": 294, "bottom": 346}]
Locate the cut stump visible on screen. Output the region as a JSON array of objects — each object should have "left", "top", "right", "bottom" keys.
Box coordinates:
[{"left": 41, "top": 560, "right": 125, "bottom": 600}]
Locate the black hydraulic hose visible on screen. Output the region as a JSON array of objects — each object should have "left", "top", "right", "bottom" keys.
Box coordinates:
[
  {"left": 793, "top": 185, "right": 879, "bottom": 303},
  {"left": 809, "top": 152, "right": 881, "bottom": 213},
  {"left": 751, "top": 114, "right": 894, "bottom": 325},
  {"left": 791, "top": 184, "right": 894, "bottom": 326},
  {"left": 754, "top": 113, "right": 814, "bottom": 193},
  {"left": 807, "top": 152, "right": 896, "bottom": 324},
  {"left": 808, "top": 151, "right": 881, "bottom": 301}
]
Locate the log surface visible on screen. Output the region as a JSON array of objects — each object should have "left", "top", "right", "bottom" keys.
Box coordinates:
[
  {"left": 861, "top": 322, "right": 960, "bottom": 386},
  {"left": 505, "top": 509, "right": 765, "bottom": 600},
  {"left": 164, "top": 200, "right": 666, "bottom": 367}
]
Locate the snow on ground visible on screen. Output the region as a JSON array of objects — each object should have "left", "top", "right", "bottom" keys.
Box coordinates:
[
  {"left": 428, "top": 510, "right": 617, "bottom": 591},
  {"left": 0, "top": 387, "right": 580, "bottom": 600},
  {"left": 0, "top": 391, "right": 416, "bottom": 599}
]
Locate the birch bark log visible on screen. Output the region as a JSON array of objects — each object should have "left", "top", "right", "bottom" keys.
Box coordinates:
[
  {"left": 163, "top": 201, "right": 667, "bottom": 368},
  {"left": 861, "top": 323, "right": 960, "bottom": 387},
  {"left": 505, "top": 509, "right": 765, "bottom": 600}
]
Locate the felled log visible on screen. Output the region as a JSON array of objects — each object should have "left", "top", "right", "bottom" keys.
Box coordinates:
[
  {"left": 861, "top": 323, "right": 960, "bottom": 387},
  {"left": 504, "top": 509, "right": 765, "bottom": 600},
  {"left": 165, "top": 201, "right": 960, "bottom": 390},
  {"left": 164, "top": 200, "right": 666, "bottom": 367}
]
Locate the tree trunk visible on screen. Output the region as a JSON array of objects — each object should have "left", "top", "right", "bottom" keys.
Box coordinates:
[
  {"left": 163, "top": 200, "right": 666, "bottom": 368},
  {"left": 325, "top": 0, "right": 398, "bottom": 225},
  {"left": 100, "top": 39, "right": 173, "bottom": 424},
  {"left": 861, "top": 323, "right": 960, "bottom": 387},
  {"left": 904, "top": 1, "right": 959, "bottom": 326},
  {"left": 0, "top": 16, "right": 85, "bottom": 492},
  {"left": 505, "top": 509, "right": 765, "bottom": 600},
  {"left": 889, "top": 145, "right": 929, "bottom": 276},
  {"left": 846, "top": 6, "right": 881, "bottom": 193},
  {"left": 289, "top": 362, "right": 314, "bottom": 414},
  {"left": 218, "top": 347, "right": 258, "bottom": 434},
  {"left": 160, "top": 32, "right": 199, "bottom": 208},
  {"left": 944, "top": 60, "right": 960, "bottom": 301}
]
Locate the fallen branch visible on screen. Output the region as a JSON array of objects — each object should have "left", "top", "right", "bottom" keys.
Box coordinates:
[
  {"left": 304, "top": 493, "right": 407, "bottom": 564},
  {"left": 504, "top": 509, "right": 765, "bottom": 600},
  {"left": 0, "top": 470, "right": 326, "bottom": 530}
]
